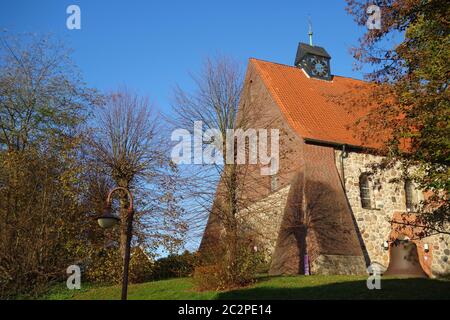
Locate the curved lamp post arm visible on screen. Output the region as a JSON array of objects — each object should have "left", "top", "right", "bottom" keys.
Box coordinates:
[
  {"left": 100, "top": 186, "right": 135, "bottom": 300},
  {"left": 105, "top": 186, "right": 134, "bottom": 214}
]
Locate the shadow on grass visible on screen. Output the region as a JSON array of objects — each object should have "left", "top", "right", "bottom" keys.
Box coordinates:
[{"left": 216, "top": 277, "right": 450, "bottom": 300}]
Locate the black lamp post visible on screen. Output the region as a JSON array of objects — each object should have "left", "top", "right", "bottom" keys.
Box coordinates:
[{"left": 97, "top": 187, "right": 134, "bottom": 300}]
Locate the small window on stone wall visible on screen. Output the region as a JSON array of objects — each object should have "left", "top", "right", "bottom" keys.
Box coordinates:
[
  {"left": 359, "top": 173, "right": 371, "bottom": 209},
  {"left": 405, "top": 179, "right": 418, "bottom": 212}
]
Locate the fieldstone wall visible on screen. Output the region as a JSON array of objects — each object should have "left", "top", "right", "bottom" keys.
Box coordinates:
[
  {"left": 239, "top": 185, "right": 290, "bottom": 258},
  {"left": 335, "top": 150, "right": 450, "bottom": 277},
  {"left": 432, "top": 237, "right": 450, "bottom": 276},
  {"left": 311, "top": 255, "right": 367, "bottom": 275}
]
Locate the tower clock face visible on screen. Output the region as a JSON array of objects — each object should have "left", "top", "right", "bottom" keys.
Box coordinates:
[{"left": 305, "top": 56, "right": 329, "bottom": 79}]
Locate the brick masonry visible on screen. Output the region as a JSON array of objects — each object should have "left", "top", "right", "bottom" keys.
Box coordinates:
[{"left": 263, "top": 143, "right": 367, "bottom": 276}]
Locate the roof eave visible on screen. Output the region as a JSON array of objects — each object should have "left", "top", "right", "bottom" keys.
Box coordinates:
[{"left": 303, "top": 137, "right": 374, "bottom": 152}]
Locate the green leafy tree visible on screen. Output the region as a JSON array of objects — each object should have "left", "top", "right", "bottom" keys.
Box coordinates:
[{"left": 0, "top": 33, "right": 102, "bottom": 298}]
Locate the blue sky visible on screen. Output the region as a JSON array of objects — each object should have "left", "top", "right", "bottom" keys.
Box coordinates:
[{"left": 1, "top": 0, "right": 369, "bottom": 115}]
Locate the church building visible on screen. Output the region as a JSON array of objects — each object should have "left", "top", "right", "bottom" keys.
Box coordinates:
[{"left": 200, "top": 41, "right": 450, "bottom": 278}]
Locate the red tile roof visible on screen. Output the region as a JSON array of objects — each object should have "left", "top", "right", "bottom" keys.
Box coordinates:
[{"left": 250, "top": 58, "right": 377, "bottom": 148}]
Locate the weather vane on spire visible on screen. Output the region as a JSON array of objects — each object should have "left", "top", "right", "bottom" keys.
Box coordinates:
[{"left": 308, "top": 16, "right": 313, "bottom": 46}]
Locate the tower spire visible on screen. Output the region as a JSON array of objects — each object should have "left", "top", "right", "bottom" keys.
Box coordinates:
[{"left": 308, "top": 16, "right": 313, "bottom": 46}]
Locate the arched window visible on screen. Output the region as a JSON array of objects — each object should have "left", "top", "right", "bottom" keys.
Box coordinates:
[
  {"left": 405, "top": 179, "right": 418, "bottom": 212},
  {"left": 359, "top": 174, "right": 371, "bottom": 209}
]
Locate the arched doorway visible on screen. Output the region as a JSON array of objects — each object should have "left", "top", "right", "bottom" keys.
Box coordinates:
[{"left": 384, "top": 236, "right": 428, "bottom": 278}]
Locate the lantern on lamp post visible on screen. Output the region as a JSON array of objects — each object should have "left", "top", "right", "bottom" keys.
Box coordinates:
[{"left": 96, "top": 187, "right": 134, "bottom": 300}]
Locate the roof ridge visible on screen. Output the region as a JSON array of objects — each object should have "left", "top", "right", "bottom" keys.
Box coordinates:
[
  {"left": 249, "top": 57, "right": 367, "bottom": 83},
  {"left": 246, "top": 56, "right": 379, "bottom": 148},
  {"left": 249, "top": 57, "right": 296, "bottom": 69}
]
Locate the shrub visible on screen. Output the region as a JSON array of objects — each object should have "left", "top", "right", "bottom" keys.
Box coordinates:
[
  {"left": 192, "top": 264, "right": 225, "bottom": 291},
  {"left": 193, "top": 242, "right": 265, "bottom": 291},
  {"left": 129, "top": 248, "right": 154, "bottom": 283},
  {"left": 84, "top": 249, "right": 123, "bottom": 285},
  {"left": 85, "top": 247, "right": 153, "bottom": 285},
  {"left": 150, "top": 250, "right": 197, "bottom": 280},
  {"left": 0, "top": 148, "right": 93, "bottom": 299}
]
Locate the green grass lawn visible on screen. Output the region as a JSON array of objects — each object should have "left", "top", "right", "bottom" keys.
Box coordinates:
[{"left": 42, "top": 275, "right": 450, "bottom": 300}]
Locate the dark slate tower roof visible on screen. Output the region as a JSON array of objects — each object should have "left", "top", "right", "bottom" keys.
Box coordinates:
[{"left": 294, "top": 43, "right": 331, "bottom": 67}]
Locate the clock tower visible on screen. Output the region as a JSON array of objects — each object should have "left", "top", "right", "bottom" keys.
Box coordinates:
[{"left": 294, "top": 43, "right": 332, "bottom": 81}]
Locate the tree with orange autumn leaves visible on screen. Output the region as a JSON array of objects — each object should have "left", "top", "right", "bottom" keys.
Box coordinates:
[{"left": 345, "top": 0, "right": 449, "bottom": 234}]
